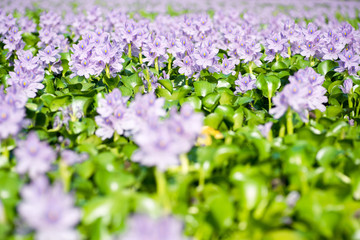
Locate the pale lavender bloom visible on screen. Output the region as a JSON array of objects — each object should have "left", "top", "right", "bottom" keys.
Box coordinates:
[
  {"left": 147, "top": 36, "right": 167, "bottom": 57},
  {"left": 219, "top": 56, "right": 235, "bottom": 75},
  {"left": 339, "top": 79, "right": 353, "bottom": 94},
  {"left": 306, "top": 85, "right": 328, "bottom": 112},
  {"left": 270, "top": 82, "right": 309, "bottom": 121},
  {"left": 94, "top": 43, "right": 118, "bottom": 64},
  {"left": 119, "top": 214, "right": 187, "bottom": 240},
  {"left": 258, "top": 122, "right": 273, "bottom": 138},
  {"left": 321, "top": 43, "right": 339, "bottom": 61},
  {"left": 303, "top": 23, "right": 320, "bottom": 41},
  {"left": 194, "top": 47, "right": 218, "bottom": 69},
  {"left": 176, "top": 56, "right": 194, "bottom": 77},
  {"left": 300, "top": 41, "right": 317, "bottom": 58},
  {"left": 38, "top": 45, "right": 60, "bottom": 64},
  {"left": 71, "top": 39, "right": 93, "bottom": 59},
  {"left": 17, "top": 50, "right": 39, "bottom": 70},
  {"left": 0, "top": 102, "right": 25, "bottom": 140},
  {"left": 234, "top": 74, "right": 257, "bottom": 94},
  {"left": 126, "top": 93, "right": 166, "bottom": 134},
  {"left": 18, "top": 177, "right": 81, "bottom": 240},
  {"left": 167, "top": 104, "right": 203, "bottom": 153},
  {"left": 339, "top": 49, "right": 359, "bottom": 70},
  {"left": 266, "top": 32, "right": 287, "bottom": 52},
  {"left": 72, "top": 58, "right": 96, "bottom": 78},
  {"left": 95, "top": 116, "right": 115, "bottom": 140},
  {"left": 17, "top": 78, "right": 45, "bottom": 98},
  {"left": 132, "top": 121, "right": 183, "bottom": 171},
  {"left": 15, "top": 132, "right": 56, "bottom": 178},
  {"left": 61, "top": 150, "right": 88, "bottom": 166}
]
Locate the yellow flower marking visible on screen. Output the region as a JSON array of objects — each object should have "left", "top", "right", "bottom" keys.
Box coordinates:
[
  {"left": 1, "top": 113, "right": 6, "bottom": 119},
  {"left": 196, "top": 126, "right": 224, "bottom": 146}
]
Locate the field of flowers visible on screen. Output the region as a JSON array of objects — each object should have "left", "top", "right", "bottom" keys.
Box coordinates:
[{"left": 0, "top": 0, "right": 360, "bottom": 239}]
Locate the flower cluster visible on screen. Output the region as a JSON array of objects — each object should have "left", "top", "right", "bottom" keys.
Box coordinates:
[
  {"left": 270, "top": 67, "right": 328, "bottom": 121},
  {"left": 96, "top": 90, "right": 203, "bottom": 171},
  {"left": 15, "top": 132, "right": 57, "bottom": 178},
  {"left": 18, "top": 176, "right": 81, "bottom": 240},
  {"left": 119, "top": 214, "right": 187, "bottom": 240},
  {"left": 8, "top": 50, "right": 44, "bottom": 98},
  {"left": 234, "top": 73, "right": 257, "bottom": 94},
  {"left": 69, "top": 30, "right": 125, "bottom": 78},
  {"left": 0, "top": 86, "right": 26, "bottom": 140}
]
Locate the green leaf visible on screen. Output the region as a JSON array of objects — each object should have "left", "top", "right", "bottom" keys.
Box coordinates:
[
  {"left": 180, "top": 96, "right": 202, "bottom": 110},
  {"left": 158, "top": 79, "right": 173, "bottom": 93},
  {"left": 256, "top": 74, "right": 281, "bottom": 100},
  {"left": 193, "top": 81, "right": 216, "bottom": 97},
  {"left": 318, "top": 60, "right": 338, "bottom": 76},
  {"left": 122, "top": 73, "right": 143, "bottom": 89},
  {"left": 202, "top": 93, "right": 221, "bottom": 111},
  {"left": 271, "top": 61, "right": 288, "bottom": 72}
]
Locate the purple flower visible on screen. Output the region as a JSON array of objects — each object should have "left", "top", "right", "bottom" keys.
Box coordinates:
[
  {"left": 321, "top": 43, "right": 339, "bottom": 61},
  {"left": 234, "top": 74, "right": 257, "bottom": 94},
  {"left": 15, "top": 132, "right": 56, "bottom": 178},
  {"left": 38, "top": 45, "right": 60, "bottom": 65},
  {"left": 270, "top": 82, "right": 309, "bottom": 121},
  {"left": 18, "top": 176, "right": 81, "bottom": 240},
  {"left": 119, "top": 214, "right": 187, "bottom": 240},
  {"left": 219, "top": 56, "right": 235, "bottom": 75},
  {"left": 258, "top": 122, "right": 273, "bottom": 138},
  {"left": 132, "top": 121, "right": 183, "bottom": 171},
  {"left": 300, "top": 41, "right": 317, "bottom": 58},
  {"left": 194, "top": 47, "right": 218, "bottom": 69},
  {"left": 17, "top": 50, "right": 39, "bottom": 70},
  {"left": 303, "top": 23, "right": 320, "bottom": 41},
  {"left": 0, "top": 102, "right": 25, "bottom": 140},
  {"left": 94, "top": 43, "right": 118, "bottom": 64},
  {"left": 176, "top": 56, "right": 194, "bottom": 77},
  {"left": 306, "top": 85, "right": 328, "bottom": 112},
  {"left": 71, "top": 57, "right": 96, "bottom": 78},
  {"left": 339, "top": 79, "right": 353, "bottom": 94},
  {"left": 339, "top": 49, "right": 359, "bottom": 70},
  {"left": 60, "top": 150, "right": 88, "bottom": 166},
  {"left": 266, "top": 32, "right": 287, "bottom": 52}
]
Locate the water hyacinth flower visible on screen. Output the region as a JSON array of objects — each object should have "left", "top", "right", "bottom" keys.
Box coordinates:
[
  {"left": 18, "top": 176, "right": 81, "bottom": 240},
  {"left": 95, "top": 88, "right": 131, "bottom": 140},
  {"left": 119, "top": 214, "right": 187, "bottom": 240},
  {"left": 132, "top": 103, "right": 202, "bottom": 171},
  {"left": 194, "top": 47, "right": 218, "bottom": 69},
  {"left": 60, "top": 149, "right": 88, "bottom": 166},
  {"left": 234, "top": 74, "right": 257, "bottom": 94},
  {"left": 0, "top": 101, "right": 25, "bottom": 140},
  {"left": 38, "top": 45, "right": 60, "bottom": 65},
  {"left": 270, "top": 67, "right": 328, "bottom": 122},
  {"left": 339, "top": 79, "right": 353, "bottom": 94},
  {"left": 258, "top": 122, "right": 273, "bottom": 138},
  {"left": 15, "top": 132, "right": 56, "bottom": 178}
]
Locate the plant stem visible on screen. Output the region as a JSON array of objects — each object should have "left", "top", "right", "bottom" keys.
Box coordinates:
[
  {"left": 155, "top": 168, "right": 171, "bottom": 211},
  {"left": 286, "top": 108, "right": 294, "bottom": 135},
  {"left": 145, "top": 67, "right": 152, "bottom": 92},
  {"left": 59, "top": 161, "right": 71, "bottom": 192},
  {"left": 105, "top": 64, "right": 110, "bottom": 79},
  {"left": 154, "top": 57, "right": 159, "bottom": 75},
  {"left": 268, "top": 96, "right": 272, "bottom": 112},
  {"left": 127, "top": 43, "right": 132, "bottom": 58},
  {"left": 180, "top": 153, "right": 189, "bottom": 174},
  {"left": 167, "top": 54, "right": 172, "bottom": 76},
  {"left": 279, "top": 122, "right": 286, "bottom": 138},
  {"left": 139, "top": 48, "right": 143, "bottom": 64},
  {"left": 249, "top": 61, "right": 253, "bottom": 75}
]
